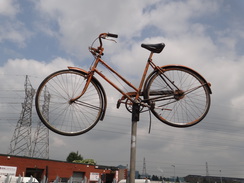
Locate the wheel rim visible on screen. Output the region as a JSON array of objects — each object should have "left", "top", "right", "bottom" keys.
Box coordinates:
[{"left": 146, "top": 67, "right": 211, "bottom": 127}]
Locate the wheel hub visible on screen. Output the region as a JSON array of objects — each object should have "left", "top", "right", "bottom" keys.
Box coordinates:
[{"left": 174, "top": 90, "right": 185, "bottom": 100}]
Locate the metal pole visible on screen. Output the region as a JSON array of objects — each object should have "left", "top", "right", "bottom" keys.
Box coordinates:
[
  {"left": 172, "top": 165, "right": 175, "bottom": 183},
  {"left": 129, "top": 103, "right": 140, "bottom": 183},
  {"left": 220, "top": 170, "right": 222, "bottom": 183},
  {"left": 129, "top": 119, "right": 137, "bottom": 183}
]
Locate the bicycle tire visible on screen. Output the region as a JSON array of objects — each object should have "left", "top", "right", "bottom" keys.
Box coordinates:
[
  {"left": 144, "top": 65, "right": 211, "bottom": 127},
  {"left": 35, "top": 69, "right": 105, "bottom": 136}
]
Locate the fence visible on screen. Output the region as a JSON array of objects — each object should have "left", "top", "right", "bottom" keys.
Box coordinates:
[{"left": 1, "top": 174, "right": 118, "bottom": 183}]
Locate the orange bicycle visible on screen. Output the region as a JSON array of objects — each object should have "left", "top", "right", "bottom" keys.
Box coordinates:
[{"left": 35, "top": 33, "right": 212, "bottom": 136}]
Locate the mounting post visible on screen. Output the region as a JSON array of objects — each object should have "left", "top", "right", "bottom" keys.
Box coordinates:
[{"left": 129, "top": 102, "right": 140, "bottom": 183}]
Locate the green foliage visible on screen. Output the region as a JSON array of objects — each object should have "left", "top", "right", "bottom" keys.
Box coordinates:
[
  {"left": 66, "top": 151, "right": 96, "bottom": 165},
  {"left": 66, "top": 151, "right": 83, "bottom": 162},
  {"left": 73, "top": 159, "right": 96, "bottom": 165}
]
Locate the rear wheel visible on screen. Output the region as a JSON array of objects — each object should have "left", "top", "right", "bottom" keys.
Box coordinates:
[
  {"left": 144, "top": 66, "right": 211, "bottom": 127},
  {"left": 35, "top": 70, "right": 104, "bottom": 136}
]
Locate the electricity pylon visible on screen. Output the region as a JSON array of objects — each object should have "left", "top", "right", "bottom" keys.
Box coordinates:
[
  {"left": 32, "top": 86, "right": 50, "bottom": 159},
  {"left": 9, "top": 75, "right": 35, "bottom": 156},
  {"left": 141, "top": 157, "right": 148, "bottom": 178}
]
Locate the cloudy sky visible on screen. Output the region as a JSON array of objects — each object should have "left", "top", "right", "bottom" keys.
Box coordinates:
[{"left": 1, "top": 0, "right": 244, "bottom": 179}]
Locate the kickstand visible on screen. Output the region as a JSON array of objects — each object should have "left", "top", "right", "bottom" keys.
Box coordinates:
[{"left": 148, "top": 110, "right": 152, "bottom": 134}]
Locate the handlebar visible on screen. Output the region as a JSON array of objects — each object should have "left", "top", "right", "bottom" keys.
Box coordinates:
[
  {"left": 107, "top": 33, "right": 118, "bottom": 38},
  {"left": 97, "top": 32, "right": 118, "bottom": 51},
  {"left": 90, "top": 33, "right": 118, "bottom": 56}
]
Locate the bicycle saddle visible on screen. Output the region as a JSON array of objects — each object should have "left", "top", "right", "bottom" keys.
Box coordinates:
[{"left": 141, "top": 43, "right": 165, "bottom": 53}]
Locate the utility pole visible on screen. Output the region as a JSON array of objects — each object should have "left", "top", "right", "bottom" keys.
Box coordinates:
[
  {"left": 172, "top": 165, "right": 175, "bottom": 183},
  {"left": 219, "top": 170, "right": 222, "bottom": 183},
  {"left": 206, "top": 162, "right": 210, "bottom": 183}
]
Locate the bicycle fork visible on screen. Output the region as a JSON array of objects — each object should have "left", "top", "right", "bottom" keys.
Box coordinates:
[
  {"left": 68, "top": 69, "right": 94, "bottom": 104},
  {"left": 69, "top": 56, "right": 101, "bottom": 103}
]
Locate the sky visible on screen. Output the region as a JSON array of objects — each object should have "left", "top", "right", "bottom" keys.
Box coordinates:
[{"left": 1, "top": 0, "right": 244, "bottom": 179}]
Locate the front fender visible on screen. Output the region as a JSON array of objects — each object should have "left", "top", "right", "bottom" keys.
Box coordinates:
[{"left": 68, "top": 66, "right": 89, "bottom": 74}]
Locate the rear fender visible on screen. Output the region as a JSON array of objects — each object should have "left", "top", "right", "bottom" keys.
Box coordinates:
[
  {"left": 68, "top": 67, "right": 107, "bottom": 120},
  {"left": 144, "top": 65, "right": 212, "bottom": 94}
]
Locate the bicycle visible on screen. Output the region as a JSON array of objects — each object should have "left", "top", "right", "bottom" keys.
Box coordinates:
[{"left": 35, "top": 32, "right": 212, "bottom": 136}]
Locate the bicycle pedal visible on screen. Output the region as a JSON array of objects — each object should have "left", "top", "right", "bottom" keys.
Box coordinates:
[{"left": 116, "top": 99, "right": 121, "bottom": 109}]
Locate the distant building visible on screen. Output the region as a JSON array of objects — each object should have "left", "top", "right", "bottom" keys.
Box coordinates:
[
  {"left": 0, "top": 154, "right": 127, "bottom": 183},
  {"left": 184, "top": 175, "right": 244, "bottom": 183}
]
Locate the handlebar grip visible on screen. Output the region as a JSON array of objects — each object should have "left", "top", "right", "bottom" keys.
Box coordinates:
[{"left": 107, "top": 33, "right": 118, "bottom": 38}]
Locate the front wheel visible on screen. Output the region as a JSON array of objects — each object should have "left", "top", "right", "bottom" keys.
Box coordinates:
[
  {"left": 35, "top": 70, "right": 105, "bottom": 136},
  {"left": 144, "top": 66, "right": 211, "bottom": 127}
]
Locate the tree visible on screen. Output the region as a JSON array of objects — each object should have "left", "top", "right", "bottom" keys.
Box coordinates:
[
  {"left": 66, "top": 151, "right": 83, "bottom": 162},
  {"left": 73, "top": 159, "right": 96, "bottom": 165},
  {"left": 151, "top": 175, "right": 159, "bottom": 181}
]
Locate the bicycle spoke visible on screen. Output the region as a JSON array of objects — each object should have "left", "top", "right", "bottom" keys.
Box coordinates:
[
  {"left": 184, "top": 83, "right": 208, "bottom": 95},
  {"left": 74, "top": 100, "right": 102, "bottom": 111}
]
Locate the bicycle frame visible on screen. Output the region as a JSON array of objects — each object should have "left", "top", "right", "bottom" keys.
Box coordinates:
[
  {"left": 69, "top": 52, "right": 157, "bottom": 104},
  {"left": 69, "top": 32, "right": 211, "bottom": 107}
]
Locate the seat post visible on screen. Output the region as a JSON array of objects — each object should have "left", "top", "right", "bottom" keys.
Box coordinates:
[
  {"left": 147, "top": 52, "right": 154, "bottom": 62},
  {"left": 136, "top": 51, "right": 154, "bottom": 99}
]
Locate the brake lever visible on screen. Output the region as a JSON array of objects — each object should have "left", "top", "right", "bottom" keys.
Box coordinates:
[{"left": 106, "top": 38, "right": 117, "bottom": 43}]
